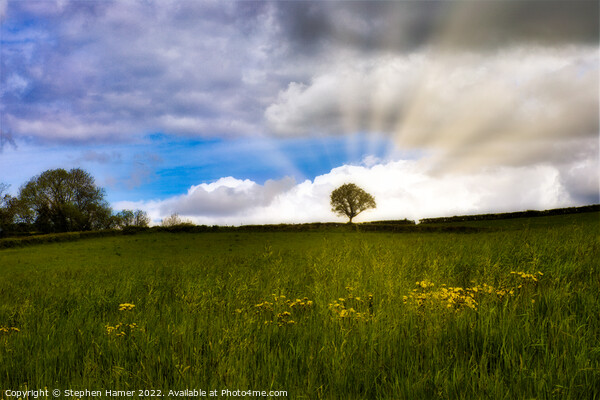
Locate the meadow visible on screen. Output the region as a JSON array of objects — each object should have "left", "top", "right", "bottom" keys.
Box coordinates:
[{"left": 0, "top": 212, "right": 598, "bottom": 399}]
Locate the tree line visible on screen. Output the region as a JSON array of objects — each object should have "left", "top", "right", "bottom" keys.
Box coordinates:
[
  {"left": 1, "top": 169, "right": 381, "bottom": 237},
  {"left": 0, "top": 168, "right": 149, "bottom": 237}
]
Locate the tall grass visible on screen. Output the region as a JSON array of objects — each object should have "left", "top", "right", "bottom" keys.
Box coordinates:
[{"left": 0, "top": 214, "right": 598, "bottom": 399}]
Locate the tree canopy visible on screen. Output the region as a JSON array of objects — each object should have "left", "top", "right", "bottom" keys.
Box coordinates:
[
  {"left": 18, "top": 168, "right": 112, "bottom": 233},
  {"left": 113, "top": 209, "right": 151, "bottom": 229},
  {"left": 330, "top": 183, "right": 376, "bottom": 223},
  {"left": 161, "top": 213, "right": 193, "bottom": 227}
]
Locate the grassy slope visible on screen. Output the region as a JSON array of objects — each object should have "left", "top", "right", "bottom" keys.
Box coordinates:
[
  {"left": 422, "top": 210, "right": 600, "bottom": 230},
  {"left": 0, "top": 213, "right": 598, "bottom": 399}
]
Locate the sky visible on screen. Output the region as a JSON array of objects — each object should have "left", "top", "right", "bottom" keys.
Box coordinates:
[{"left": 0, "top": 0, "right": 598, "bottom": 225}]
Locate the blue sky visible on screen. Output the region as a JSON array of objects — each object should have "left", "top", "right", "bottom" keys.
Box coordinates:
[
  {"left": 0, "top": 131, "right": 400, "bottom": 204},
  {"left": 0, "top": 1, "right": 598, "bottom": 224}
]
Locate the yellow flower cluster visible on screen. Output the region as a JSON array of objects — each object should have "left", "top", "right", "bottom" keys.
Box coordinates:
[
  {"left": 255, "top": 294, "right": 314, "bottom": 326},
  {"left": 415, "top": 280, "right": 435, "bottom": 290},
  {"left": 0, "top": 326, "right": 20, "bottom": 335},
  {"left": 106, "top": 322, "right": 139, "bottom": 337},
  {"left": 118, "top": 303, "right": 135, "bottom": 311},
  {"left": 403, "top": 271, "right": 543, "bottom": 312},
  {"left": 403, "top": 279, "right": 521, "bottom": 312},
  {"left": 287, "top": 297, "right": 314, "bottom": 310},
  {"left": 275, "top": 311, "right": 295, "bottom": 326},
  {"left": 470, "top": 283, "right": 514, "bottom": 298},
  {"left": 404, "top": 283, "right": 479, "bottom": 311},
  {"left": 329, "top": 288, "right": 374, "bottom": 321},
  {"left": 511, "top": 271, "right": 543, "bottom": 284},
  {"left": 254, "top": 300, "right": 274, "bottom": 312}
]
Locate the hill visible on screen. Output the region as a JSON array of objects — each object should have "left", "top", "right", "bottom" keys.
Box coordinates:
[{"left": 0, "top": 207, "right": 597, "bottom": 398}]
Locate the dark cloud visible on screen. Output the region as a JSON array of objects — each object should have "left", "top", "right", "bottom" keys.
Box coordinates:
[
  {"left": 273, "top": 1, "right": 447, "bottom": 53},
  {"left": 558, "top": 157, "right": 600, "bottom": 205},
  {"left": 273, "top": 1, "right": 599, "bottom": 54}
]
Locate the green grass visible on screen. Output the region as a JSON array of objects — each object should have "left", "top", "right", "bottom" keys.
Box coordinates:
[{"left": 0, "top": 213, "right": 598, "bottom": 399}]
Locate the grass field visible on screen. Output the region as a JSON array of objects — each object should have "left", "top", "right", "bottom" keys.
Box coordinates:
[{"left": 0, "top": 212, "right": 598, "bottom": 399}]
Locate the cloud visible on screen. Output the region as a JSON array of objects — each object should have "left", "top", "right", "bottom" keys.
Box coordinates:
[
  {"left": 3, "top": 1, "right": 596, "bottom": 146},
  {"left": 558, "top": 158, "right": 600, "bottom": 205},
  {"left": 266, "top": 46, "right": 599, "bottom": 172},
  {"left": 1, "top": 1, "right": 280, "bottom": 143},
  {"left": 117, "top": 157, "right": 595, "bottom": 226},
  {"left": 272, "top": 1, "right": 599, "bottom": 53},
  {"left": 158, "top": 176, "right": 296, "bottom": 217}
]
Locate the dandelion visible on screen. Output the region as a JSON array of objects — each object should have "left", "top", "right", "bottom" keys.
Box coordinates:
[
  {"left": 106, "top": 322, "right": 140, "bottom": 337},
  {"left": 118, "top": 303, "right": 135, "bottom": 311}
]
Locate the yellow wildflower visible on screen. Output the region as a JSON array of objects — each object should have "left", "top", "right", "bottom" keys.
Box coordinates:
[{"left": 118, "top": 303, "right": 135, "bottom": 311}]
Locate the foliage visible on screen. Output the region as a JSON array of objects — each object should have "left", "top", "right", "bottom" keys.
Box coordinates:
[
  {"left": 419, "top": 204, "right": 599, "bottom": 224},
  {"left": 0, "top": 212, "right": 598, "bottom": 398},
  {"left": 113, "top": 209, "right": 150, "bottom": 229},
  {"left": 330, "top": 183, "right": 376, "bottom": 223},
  {"left": 0, "top": 184, "right": 14, "bottom": 236},
  {"left": 160, "top": 213, "right": 193, "bottom": 227},
  {"left": 0, "top": 230, "right": 120, "bottom": 249},
  {"left": 17, "top": 168, "right": 112, "bottom": 233}
]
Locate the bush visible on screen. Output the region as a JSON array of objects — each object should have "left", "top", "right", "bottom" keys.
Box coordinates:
[{"left": 0, "top": 230, "right": 119, "bottom": 249}]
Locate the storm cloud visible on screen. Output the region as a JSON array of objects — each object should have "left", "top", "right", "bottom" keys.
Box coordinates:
[{"left": 272, "top": 1, "right": 598, "bottom": 53}]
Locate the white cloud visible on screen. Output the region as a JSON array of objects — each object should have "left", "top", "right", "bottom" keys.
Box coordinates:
[
  {"left": 158, "top": 176, "right": 297, "bottom": 218},
  {"left": 265, "top": 46, "right": 599, "bottom": 172},
  {"left": 117, "top": 157, "right": 591, "bottom": 226}
]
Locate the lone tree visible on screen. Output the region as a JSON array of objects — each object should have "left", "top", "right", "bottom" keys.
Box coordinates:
[{"left": 330, "top": 183, "right": 376, "bottom": 223}]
